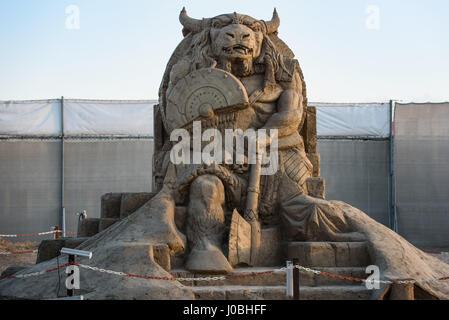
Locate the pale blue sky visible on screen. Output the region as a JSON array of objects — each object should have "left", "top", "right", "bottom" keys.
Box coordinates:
[{"left": 0, "top": 0, "right": 448, "bottom": 102}]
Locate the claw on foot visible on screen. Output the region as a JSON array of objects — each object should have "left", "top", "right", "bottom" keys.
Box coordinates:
[{"left": 186, "top": 246, "right": 233, "bottom": 274}]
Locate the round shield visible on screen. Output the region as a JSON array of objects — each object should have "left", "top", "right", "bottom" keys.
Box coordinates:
[{"left": 165, "top": 68, "right": 249, "bottom": 133}]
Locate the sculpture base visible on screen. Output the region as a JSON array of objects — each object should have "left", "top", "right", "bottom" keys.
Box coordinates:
[{"left": 1, "top": 195, "right": 448, "bottom": 300}]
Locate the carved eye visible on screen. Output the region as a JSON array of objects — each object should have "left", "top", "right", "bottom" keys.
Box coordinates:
[
  {"left": 251, "top": 23, "right": 261, "bottom": 32},
  {"left": 212, "top": 21, "right": 221, "bottom": 29}
]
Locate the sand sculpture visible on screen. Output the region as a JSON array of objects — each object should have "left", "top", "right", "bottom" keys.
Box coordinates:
[{"left": 1, "top": 9, "right": 448, "bottom": 300}]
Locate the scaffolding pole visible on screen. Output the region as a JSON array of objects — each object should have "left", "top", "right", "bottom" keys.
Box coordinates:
[
  {"left": 61, "top": 96, "right": 66, "bottom": 237},
  {"left": 389, "top": 100, "right": 398, "bottom": 232}
]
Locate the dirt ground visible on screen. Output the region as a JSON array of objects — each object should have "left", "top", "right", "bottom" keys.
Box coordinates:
[{"left": 0, "top": 239, "right": 39, "bottom": 275}]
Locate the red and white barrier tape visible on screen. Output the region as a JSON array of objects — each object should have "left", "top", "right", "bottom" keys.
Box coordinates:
[
  {"left": 0, "top": 250, "right": 37, "bottom": 255},
  {"left": 0, "top": 230, "right": 76, "bottom": 238},
  {"left": 2, "top": 262, "right": 448, "bottom": 285},
  {"left": 424, "top": 250, "right": 449, "bottom": 255}
]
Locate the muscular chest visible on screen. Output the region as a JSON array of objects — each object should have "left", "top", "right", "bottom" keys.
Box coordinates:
[{"left": 237, "top": 74, "right": 282, "bottom": 129}]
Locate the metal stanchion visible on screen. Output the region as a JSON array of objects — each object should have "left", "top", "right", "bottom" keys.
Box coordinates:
[
  {"left": 54, "top": 226, "right": 60, "bottom": 239},
  {"left": 286, "top": 261, "right": 293, "bottom": 298},
  {"left": 293, "top": 258, "right": 300, "bottom": 300},
  {"left": 60, "top": 247, "right": 92, "bottom": 299}
]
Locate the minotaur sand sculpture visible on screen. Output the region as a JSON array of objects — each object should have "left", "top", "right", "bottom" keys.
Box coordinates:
[
  {"left": 154, "top": 8, "right": 323, "bottom": 274},
  {"left": 0, "top": 9, "right": 448, "bottom": 300}
]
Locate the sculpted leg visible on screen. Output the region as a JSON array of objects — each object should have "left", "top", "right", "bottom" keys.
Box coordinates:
[{"left": 185, "top": 175, "right": 233, "bottom": 273}]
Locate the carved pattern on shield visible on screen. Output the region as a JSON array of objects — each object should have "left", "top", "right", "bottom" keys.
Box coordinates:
[{"left": 165, "top": 68, "right": 249, "bottom": 133}]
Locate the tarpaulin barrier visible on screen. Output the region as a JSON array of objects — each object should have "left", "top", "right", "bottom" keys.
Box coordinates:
[
  {"left": 63, "top": 99, "right": 156, "bottom": 136},
  {"left": 314, "top": 103, "right": 390, "bottom": 138},
  {"left": 0, "top": 99, "right": 61, "bottom": 136},
  {"left": 394, "top": 102, "right": 449, "bottom": 248},
  {"left": 1, "top": 99, "right": 389, "bottom": 138}
]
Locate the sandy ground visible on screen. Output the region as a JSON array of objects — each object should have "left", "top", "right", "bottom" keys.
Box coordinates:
[{"left": 0, "top": 239, "right": 39, "bottom": 275}]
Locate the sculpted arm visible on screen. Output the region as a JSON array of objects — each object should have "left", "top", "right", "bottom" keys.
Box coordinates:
[{"left": 261, "top": 71, "right": 304, "bottom": 139}]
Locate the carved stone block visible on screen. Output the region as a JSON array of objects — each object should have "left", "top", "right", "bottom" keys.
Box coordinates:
[
  {"left": 286, "top": 241, "right": 370, "bottom": 267},
  {"left": 36, "top": 239, "right": 65, "bottom": 264},
  {"left": 307, "top": 153, "right": 321, "bottom": 177},
  {"left": 120, "top": 193, "right": 155, "bottom": 219},
  {"left": 151, "top": 244, "right": 171, "bottom": 272},
  {"left": 258, "top": 226, "right": 282, "bottom": 266},
  {"left": 389, "top": 281, "right": 415, "bottom": 300},
  {"left": 36, "top": 237, "right": 89, "bottom": 264},
  {"left": 101, "top": 193, "right": 122, "bottom": 219},
  {"left": 305, "top": 106, "right": 317, "bottom": 154},
  {"left": 346, "top": 242, "right": 370, "bottom": 267},
  {"left": 306, "top": 242, "right": 335, "bottom": 267},
  {"left": 77, "top": 218, "right": 100, "bottom": 238}
]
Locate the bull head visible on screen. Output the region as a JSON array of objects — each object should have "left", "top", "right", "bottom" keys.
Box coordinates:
[
  {"left": 179, "top": 8, "right": 280, "bottom": 36},
  {"left": 179, "top": 8, "right": 280, "bottom": 68}
]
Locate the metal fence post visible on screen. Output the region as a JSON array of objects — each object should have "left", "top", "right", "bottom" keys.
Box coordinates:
[
  {"left": 286, "top": 260, "right": 293, "bottom": 298},
  {"left": 293, "top": 258, "right": 300, "bottom": 300},
  {"left": 61, "top": 96, "right": 66, "bottom": 237},
  {"left": 389, "top": 99, "right": 398, "bottom": 232}
]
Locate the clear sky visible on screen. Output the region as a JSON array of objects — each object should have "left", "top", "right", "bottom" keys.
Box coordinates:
[{"left": 0, "top": 0, "right": 448, "bottom": 102}]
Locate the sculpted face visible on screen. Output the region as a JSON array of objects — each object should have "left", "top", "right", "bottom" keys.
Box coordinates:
[
  {"left": 179, "top": 8, "right": 280, "bottom": 65},
  {"left": 209, "top": 14, "right": 264, "bottom": 62}
]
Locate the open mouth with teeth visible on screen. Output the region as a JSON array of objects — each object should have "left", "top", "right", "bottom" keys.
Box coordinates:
[{"left": 222, "top": 45, "right": 253, "bottom": 56}]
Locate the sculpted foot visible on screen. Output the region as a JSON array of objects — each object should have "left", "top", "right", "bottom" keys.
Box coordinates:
[{"left": 156, "top": 222, "right": 186, "bottom": 254}]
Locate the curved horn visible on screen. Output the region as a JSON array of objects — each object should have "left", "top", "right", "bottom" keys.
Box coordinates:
[
  {"left": 264, "top": 8, "right": 280, "bottom": 34},
  {"left": 179, "top": 7, "right": 202, "bottom": 34}
]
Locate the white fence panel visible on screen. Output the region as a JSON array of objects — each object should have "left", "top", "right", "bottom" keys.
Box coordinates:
[
  {"left": 1, "top": 100, "right": 390, "bottom": 138},
  {"left": 0, "top": 99, "right": 62, "bottom": 136},
  {"left": 64, "top": 99, "right": 156, "bottom": 136},
  {"left": 314, "top": 103, "right": 390, "bottom": 138}
]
